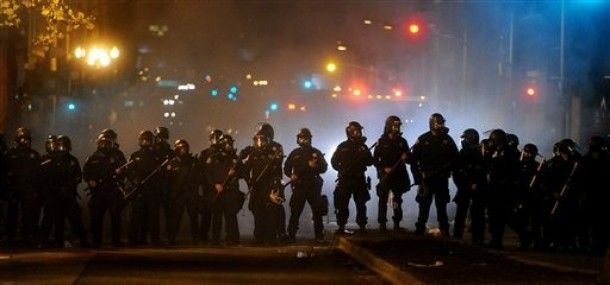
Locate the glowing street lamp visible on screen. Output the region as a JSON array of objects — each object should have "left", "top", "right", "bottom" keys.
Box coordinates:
[
  {"left": 326, "top": 62, "right": 337, "bottom": 73},
  {"left": 74, "top": 45, "right": 120, "bottom": 68}
]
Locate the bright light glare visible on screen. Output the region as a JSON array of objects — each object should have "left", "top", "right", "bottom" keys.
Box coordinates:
[{"left": 110, "top": 46, "right": 120, "bottom": 59}]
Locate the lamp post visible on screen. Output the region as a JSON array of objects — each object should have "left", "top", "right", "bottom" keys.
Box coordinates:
[{"left": 70, "top": 44, "right": 120, "bottom": 96}]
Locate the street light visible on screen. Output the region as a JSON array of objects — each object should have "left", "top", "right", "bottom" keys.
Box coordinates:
[
  {"left": 326, "top": 62, "right": 337, "bottom": 73},
  {"left": 74, "top": 45, "right": 120, "bottom": 69}
]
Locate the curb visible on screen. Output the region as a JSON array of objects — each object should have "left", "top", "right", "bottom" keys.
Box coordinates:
[
  {"left": 504, "top": 254, "right": 600, "bottom": 276},
  {"left": 334, "top": 236, "right": 424, "bottom": 285}
]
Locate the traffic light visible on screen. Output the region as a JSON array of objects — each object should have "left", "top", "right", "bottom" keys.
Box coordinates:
[
  {"left": 229, "top": 85, "right": 238, "bottom": 94},
  {"left": 526, "top": 87, "right": 536, "bottom": 96},
  {"left": 408, "top": 23, "right": 420, "bottom": 34},
  {"left": 270, "top": 102, "right": 279, "bottom": 111},
  {"left": 211, "top": 88, "right": 219, "bottom": 97},
  {"left": 303, "top": 80, "right": 313, "bottom": 90},
  {"left": 67, "top": 102, "right": 77, "bottom": 111}
]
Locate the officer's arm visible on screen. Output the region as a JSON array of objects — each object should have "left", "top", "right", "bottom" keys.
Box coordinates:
[
  {"left": 317, "top": 150, "right": 329, "bottom": 174},
  {"left": 331, "top": 145, "right": 342, "bottom": 171},
  {"left": 283, "top": 151, "right": 294, "bottom": 178},
  {"left": 72, "top": 157, "right": 83, "bottom": 186},
  {"left": 363, "top": 146, "right": 374, "bottom": 167},
  {"left": 410, "top": 140, "right": 423, "bottom": 184}
]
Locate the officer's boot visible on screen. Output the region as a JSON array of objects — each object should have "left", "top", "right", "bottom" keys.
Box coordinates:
[{"left": 379, "top": 223, "right": 387, "bottom": 233}]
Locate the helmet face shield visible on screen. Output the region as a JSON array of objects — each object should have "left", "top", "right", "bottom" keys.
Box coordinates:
[
  {"left": 254, "top": 134, "right": 268, "bottom": 149},
  {"left": 429, "top": 114, "right": 445, "bottom": 132},
  {"left": 297, "top": 136, "right": 311, "bottom": 147}
]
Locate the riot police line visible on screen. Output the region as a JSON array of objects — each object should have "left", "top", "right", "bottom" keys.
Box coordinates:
[{"left": 0, "top": 113, "right": 608, "bottom": 256}]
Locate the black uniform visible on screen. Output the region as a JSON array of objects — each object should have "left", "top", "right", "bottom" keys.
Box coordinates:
[
  {"left": 166, "top": 154, "right": 202, "bottom": 244},
  {"left": 331, "top": 139, "right": 374, "bottom": 231},
  {"left": 39, "top": 152, "right": 87, "bottom": 247},
  {"left": 205, "top": 149, "right": 243, "bottom": 244},
  {"left": 83, "top": 149, "right": 124, "bottom": 247},
  {"left": 452, "top": 144, "right": 486, "bottom": 243},
  {"left": 5, "top": 146, "right": 41, "bottom": 244},
  {"left": 410, "top": 129, "right": 458, "bottom": 235},
  {"left": 243, "top": 143, "right": 284, "bottom": 243},
  {"left": 284, "top": 145, "right": 328, "bottom": 240},
  {"left": 155, "top": 142, "right": 174, "bottom": 236},
  {"left": 512, "top": 156, "right": 541, "bottom": 249},
  {"left": 197, "top": 145, "right": 222, "bottom": 243},
  {"left": 126, "top": 148, "right": 163, "bottom": 245},
  {"left": 486, "top": 146, "right": 520, "bottom": 248},
  {"left": 373, "top": 134, "right": 411, "bottom": 229},
  {"left": 580, "top": 145, "right": 610, "bottom": 255}
]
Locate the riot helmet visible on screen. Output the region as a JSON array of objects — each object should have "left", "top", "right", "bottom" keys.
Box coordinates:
[
  {"left": 257, "top": 123, "right": 275, "bottom": 141},
  {"left": 96, "top": 134, "right": 112, "bottom": 151},
  {"left": 488, "top": 129, "right": 507, "bottom": 151},
  {"left": 174, "top": 139, "right": 190, "bottom": 156},
  {"left": 14, "top": 127, "right": 32, "bottom": 148},
  {"left": 460, "top": 128, "right": 479, "bottom": 149},
  {"left": 588, "top": 136, "right": 604, "bottom": 153},
  {"left": 521, "top": 143, "right": 538, "bottom": 161},
  {"left": 138, "top": 130, "right": 154, "bottom": 149},
  {"left": 345, "top": 121, "right": 363, "bottom": 140},
  {"left": 507, "top": 133, "right": 520, "bottom": 149},
  {"left": 45, "top": 135, "right": 58, "bottom": 154},
  {"left": 220, "top": 134, "right": 235, "bottom": 153},
  {"left": 56, "top": 135, "right": 72, "bottom": 153},
  {"left": 296, "top": 128, "right": 312, "bottom": 147},
  {"left": 384, "top": 115, "right": 402, "bottom": 135},
  {"left": 209, "top": 129, "right": 223, "bottom": 146},
  {"left": 100, "top": 129, "right": 118, "bottom": 147},
  {"left": 253, "top": 131, "right": 270, "bottom": 149},
  {"left": 154, "top": 126, "right": 169, "bottom": 143},
  {"left": 429, "top": 113, "right": 446, "bottom": 132}
]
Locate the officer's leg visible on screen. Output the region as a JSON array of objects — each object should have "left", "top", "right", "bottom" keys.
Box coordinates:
[
  {"left": 288, "top": 188, "right": 307, "bottom": 239},
  {"left": 452, "top": 189, "right": 468, "bottom": 239},
  {"left": 128, "top": 199, "right": 141, "bottom": 244},
  {"left": 53, "top": 199, "right": 66, "bottom": 247},
  {"left": 376, "top": 184, "right": 389, "bottom": 228},
  {"left": 65, "top": 197, "right": 87, "bottom": 246},
  {"left": 470, "top": 193, "right": 486, "bottom": 244},
  {"left": 252, "top": 190, "right": 265, "bottom": 243},
  {"left": 224, "top": 197, "right": 239, "bottom": 243},
  {"left": 147, "top": 196, "right": 161, "bottom": 244},
  {"left": 415, "top": 186, "right": 433, "bottom": 234},
  {"left": 210, "top": 197, "right": 223, "bottom": 244},
  {"left": 109, "top": 192, "right": 122, "bottom": 246},
  {"left": 333, "top": 186, "right": 350, "bottom": 232},
  {"left": 391, "top": 185, "right": 405, "bottom": 229},
  {"left": 167, "top": 194, "right": 185, "bottom": 243},
  {"left": 22, "top": 196, "right": 41, "bottom": 243},
  {"left": 88, "top": 195, "right": 105, "bottom": 247},
  {"left": 307, "top": 187, "right": 324, "bottom": 239},
  {"left": 200, "top": 201, "right": 212, "bottom": 244},
  {"left": 354, "top": 184, "right": 370, "bottom": 230},
  {"left": 186, "top": 196, "right": 201, "bottom": 243},
  {"left": 6, "top": 196, "right": 18, "bottom": 243}
]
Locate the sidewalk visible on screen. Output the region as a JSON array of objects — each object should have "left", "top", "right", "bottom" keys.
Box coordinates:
[{"left": 333, "top": 229, "right": 602, "bottom": 284}]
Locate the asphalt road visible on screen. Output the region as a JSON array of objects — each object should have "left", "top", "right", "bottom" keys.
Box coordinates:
[{"left": 0, "top": 244, "right": 385, "bottom": 285}]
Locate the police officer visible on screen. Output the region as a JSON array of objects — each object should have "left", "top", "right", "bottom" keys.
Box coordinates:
[
  {"left": 38, "top": 136, "right": 88, "bottom": 248},
  {"left": 126, "top": 130, "right": 162, "bottom": 246},
  {"left": 244, "top": 131, "right": 284, "bottom": 244},
  {"left": 284, "top": 128, "right": 328, "bottom": 242},
  {"left": 410, "top": 113, "right": 458, "bottom": 237},
  {"left": 206, "top": 135, "right": 243, "bottom": 245},
  {"left": 5, "top": 127, "right": 42, "bottom": 246},
  {"left": 452, "top": 128, "right": 486, "bottom": 244},
  {"left": 257, "top": 123, "right": 288, "bottom": 241},
  {"left": 83, "top": 134, "right": 124, "bottom": 247},
  {"left": 580, "top": 136, "right": 610, "bottom": 255},
  {"left": 153, "top": 126, "right": 173, "bottom": 238},
  {"left": 373, "top": 116, "right": 411, "bottom": 232},
  {"left": 513, "top": 143, "right": 541, "bottom": 249},
  {"left": 331, "top": 121, "right": 374, "bottom": 234},
  {"left": 486, "top": 129, "right": 520, "bottom": 249},
  {"left": 166, "top": 139, "right": 202, "bottom": 245},
  {"left": 197, "top": 129, "right": 224, "bottom": 244}
]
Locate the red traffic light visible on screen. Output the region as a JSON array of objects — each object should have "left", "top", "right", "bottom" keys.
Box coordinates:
[
  {"left": 526, "top": 87, "right": 536, "bottom": 96},
  {"left": 409, "top": 24, "right": 420, "bottom": 34}
]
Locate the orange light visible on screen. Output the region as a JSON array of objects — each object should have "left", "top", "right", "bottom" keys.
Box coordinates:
[
  {"left": 353, "top": 89, "right": 361, "bottom": 96},
  {"left": 409, "top": 24, "right": 419, "bottom": 34},
  {"left": 394, "top": 89, "right": 402, "bottom": 97},
  {"left": 527, "top": 87, "right": 535, "bottom": 96},
  {"left": 288, "top": 103, "right": 296, "bottom": 110}
]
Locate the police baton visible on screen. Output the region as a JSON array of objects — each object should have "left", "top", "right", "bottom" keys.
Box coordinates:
[{"left": 122, "top": 157, "right": 173, "bottom": 203}]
